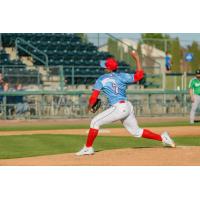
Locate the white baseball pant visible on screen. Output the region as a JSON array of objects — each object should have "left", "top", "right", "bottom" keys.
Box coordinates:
[
  {"left": 90, "top": 101, "right": 143, "bottom": 137},
  {"left": 190, "top": 94, "right": 200, "bottom": 123}
]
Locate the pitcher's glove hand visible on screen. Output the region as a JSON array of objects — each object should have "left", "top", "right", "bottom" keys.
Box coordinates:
[{"left": 91, "top": 99, "right": 101, "bottom": 113}]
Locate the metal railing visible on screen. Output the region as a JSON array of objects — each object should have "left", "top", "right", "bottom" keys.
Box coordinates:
[
  {"left": 15, "top": 37, "right": 49, "bottom": 67},
  {"left": 0, "top": 64, "right": 195, "bottom": 91},
  {"left": 0, "top": 89, "right": 198, "bottom": 120}
]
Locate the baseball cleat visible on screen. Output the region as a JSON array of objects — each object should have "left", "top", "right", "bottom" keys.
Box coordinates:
[
  {"left": 76, "top": 145, "right": 94, "bottom": 156},
  {"left": 161, "top": 132, "right": 176, "bottom": 148}
]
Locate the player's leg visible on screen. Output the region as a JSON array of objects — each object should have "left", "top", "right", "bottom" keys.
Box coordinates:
[
  {"left": 195, "top": 95, "right": 200, "bottom": 122},
  {"left": 76, "top": 103, "right": 130, "bottom": 155},
  {"left": 190, "top": 95, "right": 199, "bottom": 123},
  {"left": 166, "top": 64, "right": 170, "bottom": 72},
  {"left": 122, "top": 102, "right": 175, "bottom": 147},
  {"left": 121, "top": 111, "right": 162, "bottom": 141},
  {"left": 87, "top": 103, "right": 130, "bottom": 146},
  {"left": 84, "top": 106, "right": 116, "bottom": 150}
]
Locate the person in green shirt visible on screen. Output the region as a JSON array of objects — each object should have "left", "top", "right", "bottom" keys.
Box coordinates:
[{"left": 189, "top": 69, "right": 200, "bottom": 124}]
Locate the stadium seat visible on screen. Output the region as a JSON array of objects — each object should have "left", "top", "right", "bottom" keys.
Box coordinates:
[
  {"left": 0, "top": 50, "right": 25, "bottom": 66},
  {"left": 1, "top": 33, "right": 131, "bottom": 85}
]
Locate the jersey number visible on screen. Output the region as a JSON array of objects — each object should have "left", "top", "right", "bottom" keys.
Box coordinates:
[{"left": 112, "top": 83, "right": 119, "bottom": 94}]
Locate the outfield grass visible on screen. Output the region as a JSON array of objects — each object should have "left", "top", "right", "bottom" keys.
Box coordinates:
[
  {"left": 0, "top": 121, "right": 198, "bottom": 132},
  {"left": 0, "top": 134, "right": 199, "bottom": 159}
]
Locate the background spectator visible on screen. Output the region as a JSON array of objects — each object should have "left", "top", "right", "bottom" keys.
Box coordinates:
[
  {"left": 14, "top": 83, "right": 30, "bottom": 116},
  {"left": 3, "top": 82, "right": 16, "bottom": 117},
  {"left": 165, "top": 51, "right": 172, "bottom": 72},
  {"left": 0, "top": 73, "right": 4, "bottom": 86}
]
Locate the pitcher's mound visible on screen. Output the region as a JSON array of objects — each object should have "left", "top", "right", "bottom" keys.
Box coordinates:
[{"left": 1, "top": 146, "right": 200, "bottom": 166}]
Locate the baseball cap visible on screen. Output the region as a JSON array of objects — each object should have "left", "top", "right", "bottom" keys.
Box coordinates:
[
  {"left": 195, "top": 69, "right": 200, "bottom": 75},
  {"left": 100, "top": 58, "right": 118, "bottom": 71}
]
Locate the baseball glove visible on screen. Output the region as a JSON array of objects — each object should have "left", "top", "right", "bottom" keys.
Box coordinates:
[{"left": 91, "top": 99, "right": 101, "bottom": 113}]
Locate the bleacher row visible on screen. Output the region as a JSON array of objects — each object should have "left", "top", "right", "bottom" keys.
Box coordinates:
[
  {"left": 1, "top": 33, "right": 129, "bottom": 67},
  {"left": 0, "top": 49, "right": 39, "bottom": 84},
  {"left": 0, "top": 49, "right": 24, "bottom": 66},
  {"left": 0, "top": 33, "right": 140, "bottom": 86},
  {"left": 49, "top": 65, "right": 136, "bottom": 85}
]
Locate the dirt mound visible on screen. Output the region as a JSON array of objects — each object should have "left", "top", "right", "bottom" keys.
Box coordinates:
[{"left": 1, "top": 146, "right": 200, "bottom": 166}]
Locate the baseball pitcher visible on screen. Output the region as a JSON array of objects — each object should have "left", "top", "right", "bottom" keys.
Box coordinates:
[
  {"left": 189, "top": 69, "right": 200, "bottom": 124},
  {"left": 76, "top": 51, "right": 175, "bottom": 156}
]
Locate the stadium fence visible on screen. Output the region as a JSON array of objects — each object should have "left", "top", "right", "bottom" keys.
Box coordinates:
[{"left": 0, "top": 90, "right": 198, "bottom": 120}]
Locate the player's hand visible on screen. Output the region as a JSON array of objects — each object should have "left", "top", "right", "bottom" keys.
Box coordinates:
[{"left": 130, "top": 50, "right": 140, "bottom": 61}]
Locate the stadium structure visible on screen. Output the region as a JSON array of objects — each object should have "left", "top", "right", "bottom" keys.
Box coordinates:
[{"left": 0, "top": 33, "right": 197, "bottom": 119}]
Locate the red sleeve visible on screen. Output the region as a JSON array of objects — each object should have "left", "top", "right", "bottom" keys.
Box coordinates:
[
  {"left": 134, "top": 70, "right": 144, "bottom": 82},
  {"left": 88, "top": 90, "right": 100, "bottom": 106}
]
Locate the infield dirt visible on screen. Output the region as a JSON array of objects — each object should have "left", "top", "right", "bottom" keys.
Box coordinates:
[{"left": 1, "top": 146, "right": 200, "bottom": 166}]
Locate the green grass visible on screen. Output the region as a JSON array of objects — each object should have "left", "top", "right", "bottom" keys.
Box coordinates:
[
  {"left": 0, "top": 121, "right": 198, "bottom": 132},
  {"left": 0, "top": 134, "right": 200, "bottom": 159}
]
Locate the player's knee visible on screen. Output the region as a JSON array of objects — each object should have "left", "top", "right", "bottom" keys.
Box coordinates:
[
  {"left": 90, "top": 118, "right": 100, "bottom": 129},
  {"left": 132, "top": 128, "right": 143, "bottom": 138}
]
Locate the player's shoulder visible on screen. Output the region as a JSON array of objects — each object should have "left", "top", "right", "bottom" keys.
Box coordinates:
[
  {"left": 189, "top": 77, "right": 197, "bottom": 86},
  {"left": 190, "top": 77, "right": 197, "bottom": 83},
  {"left": 117, "top": 72, "right": 132, "bottom": 78},
  {"left": 95, "top": 74, "right": 108, "bottom": 83},
  {"left": 119, "top": 72, "right": 129, "bottom": 75}
]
